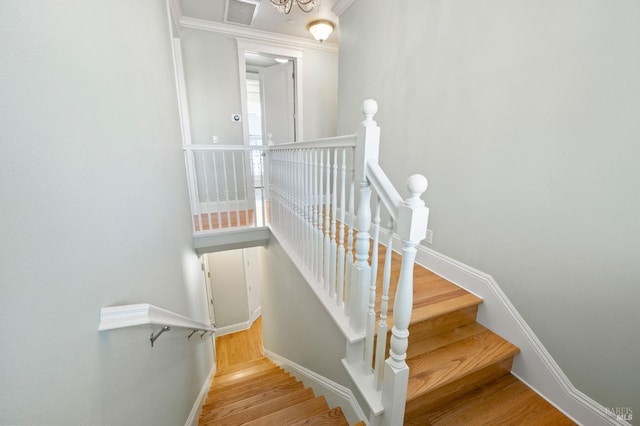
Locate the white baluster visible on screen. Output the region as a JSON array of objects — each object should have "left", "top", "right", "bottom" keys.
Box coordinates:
[
  {"left": 364, "top": 196, "right": 381, "bottom": 374},
  {"left": 336, "top": 148, "right": 347, "bottom": 307},
  {"left": 324, "top": 149, "right": 331, "bottom": 290},
  {"left": 307, "top": 149, "right": 314, "bottom": 270},
  {"left": 375, "top": 220, "right": 395, "bottom": 389},
  {"left": 199, "top": 150, "right": 212, "bottom": 230},
  {"left": 345, "top": 166, "right": 355, "bottom": 316},
  {"left": 350, "top": 180, "right": 371, "bottom": 334},
  {"left": 382, "top": 175, "right": 429, "bottom": 426},
  {"left": 316, "top": 149, "right": 323, "bottom": 282},
  {"left": 221, "top": 151, "right": 232, "bottom": 228},
  {"left": 231, "top": 150, "right": 241, "bottom": 227},
  {"left": 241, "top": 149, "right": 252, "bottom": 227},
  {"left": 330, "top": 148, "right": 338, "bottom": 299}
]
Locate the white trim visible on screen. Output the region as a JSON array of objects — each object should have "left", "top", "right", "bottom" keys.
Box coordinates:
[
  {"left": 249, "top": 305, "right": 262, "bottom": 324},
  {"left": 214, "top": 313, "right": 262, "bottom": 337},
  {"left": 264, "top": 349, "right": 368, "bottom": 425},
  {"left": 332, "top": 0, "right": 355, "bottom": 17},
  {"left": 98, "top": 303, "right": 214, "bottom": 332},
  {"left": 184, "top": 362, "right": 216, "bottom": 426},
  {"left": 214, "top": 320, "right": 251, "bottom": 336},
  {"left": 167, "top": 0, "right": 182, "bottom": 38},
  {"left": 236, "top": 38, "right": 305, "bottom": 142},
  {"left": 377, "top": 228, "right": 630, "bottom": 426},
  {"left": 180, "top": 17, "right": 338, "bottom": 53}
]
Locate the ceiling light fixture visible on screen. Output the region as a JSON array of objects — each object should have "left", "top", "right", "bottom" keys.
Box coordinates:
[
  {"left": 270, "top": 0, "right": 318, "bottom": 14},
  {"left": 307, "top": 19, "right": 334, "bottom": 42}
]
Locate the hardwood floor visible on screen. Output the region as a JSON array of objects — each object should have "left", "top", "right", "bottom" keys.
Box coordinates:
[
  {"left": 215, "top": 317, "right": 264, "bottom": 372},
  {"left": 201, "top": 318, "right": 364, "bottom": 425},
  {"left": 194, "top": 210, "right": 256, "bottom": 231}
]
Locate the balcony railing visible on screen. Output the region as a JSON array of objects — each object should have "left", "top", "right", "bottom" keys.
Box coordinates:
[{"left": 183, "top": 145, "right": 269, "bottom": 234}]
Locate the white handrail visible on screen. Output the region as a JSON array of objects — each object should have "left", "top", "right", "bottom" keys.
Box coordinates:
[
  {"left": 270, "top": 134, "right": 357, "bottom": 149},
  {"left": 365, "top": 161, "right": 402, "bottom": 220},
  {"left": 98, "top": 303, "right": 214, "bottom": 332}
]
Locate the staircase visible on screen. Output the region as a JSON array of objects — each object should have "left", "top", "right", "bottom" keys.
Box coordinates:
[
  {"left": 377, "top": 246, "right": 575, "bottom": 424},
  {"left": 199, "top": 356, "right": 365, "bottom": 425}
]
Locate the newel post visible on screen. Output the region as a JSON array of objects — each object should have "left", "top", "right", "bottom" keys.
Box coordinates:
[
  {"left": 381, "top": 174, "right": 429, "bottom": 426},
  {"left": 349, "top": 99, "right": 381, "bottom": 334}
]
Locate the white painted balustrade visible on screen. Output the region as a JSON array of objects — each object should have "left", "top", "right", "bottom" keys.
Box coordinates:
[
  {"left": 267, "top": 100, "right": 429, "bottom": 426},
  {"left": 182, "top": 145, "right": 268, "bottom": 233}
]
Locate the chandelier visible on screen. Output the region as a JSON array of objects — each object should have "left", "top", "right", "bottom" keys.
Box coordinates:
[{"left": 270, "top": 0, "right": 319, "bottom": 14}]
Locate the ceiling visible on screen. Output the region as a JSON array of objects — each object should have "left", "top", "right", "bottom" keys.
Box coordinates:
[{"left": 179, "top": 0, "right": 341, "bottom": 44}]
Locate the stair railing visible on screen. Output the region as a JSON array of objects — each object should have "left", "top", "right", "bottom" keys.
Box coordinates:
[
  {"left": 267, "top": 100, "right": 429, "bottom": 425},
  {"left": 182, "top": 145, "right": 269, "bottom": 233}
]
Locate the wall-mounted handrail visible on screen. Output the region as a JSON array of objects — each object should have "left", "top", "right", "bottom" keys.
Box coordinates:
[{"left": 98, "top": 303, "right": 215, "bottom": 347}]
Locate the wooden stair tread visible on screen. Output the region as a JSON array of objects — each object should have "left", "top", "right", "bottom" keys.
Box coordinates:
[
  {"left": 212, "top": 361, "right": 281, "bottom": 387},
  {"left": 205, "top": 371, "right": 296, "bottom": 406},
  {"left": 215, "top": 356, "right": 271, "bottom": 377},
  {"left": 289, "top": 406, "right": 349, "bottom": 425},
  {"left": 242, "top": 396, "right": 330, "bottom": 426},
  {"left": 405, "top": 374, "right": 575, "bottom": 425},
  {"left": 406, "top": 327, "right": 520, "bottom": 401},
  {"left": 200, "top": 387, "right": 316, "bottom": 426},
  {"left": 200, "top": 381, "right": 305, "bottom": 421}
]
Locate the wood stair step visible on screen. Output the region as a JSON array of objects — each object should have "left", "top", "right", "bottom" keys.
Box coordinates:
[
  {"left": 289, "top": 406, "right": 349, "bottom": 425},
  {"left": 405, "top": 326, "right": 520, "bottom": 418},
  {"left": 200, "top": 381, "right": 305, "bottom": 422},
  {"left": 242, "top": 395, "right": 330, "bottom": 426},
  {"left": 200, "top": 387, "right": 316, "bottom": 426},
  {"left": 405, "top": 374, "right": 576, "bottom": 425},
  {"left": 210, "top": 362, "right": 282, "bottom": 389},
  {"left": 215, "top": 356, "right": 272, "bottom": 377},
  {"left": 203, "top": 373, "right": 297, "bottom": 410}
]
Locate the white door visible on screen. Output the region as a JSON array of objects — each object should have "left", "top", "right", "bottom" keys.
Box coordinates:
[
  {"left": 260, "top": 61, "right": 295, "bottom": 144},
  {"left": 202, "top": 257, "right": 215, "bottom": 325},
  {"left": 243, "top": 247, "right": 262, "bottom": 324}
]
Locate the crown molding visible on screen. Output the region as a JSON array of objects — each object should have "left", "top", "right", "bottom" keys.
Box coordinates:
[
  {"left": 179, "top": 17, "right": 338, "bottom": 53},
  {"left": 332, "top": 0, "right": 355, "bottom": 17}
]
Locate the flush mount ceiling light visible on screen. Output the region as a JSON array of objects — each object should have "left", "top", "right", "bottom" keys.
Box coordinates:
[
  {"left": 270, "top": 0, "right": 319, "bottom": 14},
  {"left": 307, "top": 19, "right": 334, "bottom": 42}
]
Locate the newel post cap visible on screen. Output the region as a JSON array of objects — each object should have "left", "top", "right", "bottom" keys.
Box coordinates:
[
  {"left": 361, "top": 99, "right": 378, "bottom": 125},
  {"left": 397, "top": 174, "right": 429, "bottom": 242}
]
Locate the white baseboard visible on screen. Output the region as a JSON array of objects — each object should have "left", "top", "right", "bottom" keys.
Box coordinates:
[
  {"left": 264, "top": 349, "right": 368, "bottom": 425},
  {"left": 184, "top": 362, "right": 216, "bottom": 426},
  {"left": 377, "top": 228, "right": 628, "bottom": 426},
  {"left": 214, "top": 320, "right": 251, "bottom": 337}
]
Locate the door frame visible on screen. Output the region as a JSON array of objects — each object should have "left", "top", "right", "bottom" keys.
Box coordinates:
[{"left": 236, "top": 38, "right": 304, "bottom": 146}]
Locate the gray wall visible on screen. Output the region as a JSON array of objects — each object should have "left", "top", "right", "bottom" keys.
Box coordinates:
[
  {"left": 181, "top": 28, "right": 245, "bottom": 145},
  {"left": 0, "top": 1, "right": 214, "bottom": 424},
  {"left": 338, "top": 0, "right": 640, "bottom": 415},
  {"left": 180, "top": 28, "right": 339, "bottom": 144},
  {"left": 207, "top": 250, "right": 250, "bottom": 328},
  {"left": 259, "top": 239, "right": 367, "bottom": 412}
]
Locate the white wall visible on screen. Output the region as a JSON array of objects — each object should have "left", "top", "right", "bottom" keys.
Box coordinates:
[
  {"left": 207, "top": 250, "right": 250, "bottom": 328},
  {"left": 179, "top": 27, "right": 339, "bottom": 143},
  {"left": 259, "top": 239, "right": 367, "bottom": 412},
  {"left": 338, "top": 0, "right": 640, "bottom": 416},
  {"left": 0, "top": 1, "right": 213, "bottom": 424},
  {"left": 302, "top": 48, "right": 339, "bottom": 139},
  {"left": 181, "top": 28, "right": 245, "bottom": 145}
]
